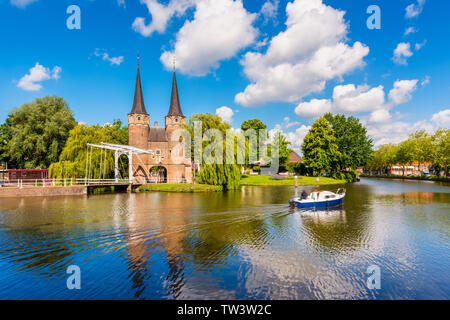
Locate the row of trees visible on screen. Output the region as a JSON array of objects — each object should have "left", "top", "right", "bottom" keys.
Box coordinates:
[
  {"left": 367, "top": 129, "right": 449, "bottom": 176},
  {"left": 301, "top": 113, "right": 373, "bottom": 181}
]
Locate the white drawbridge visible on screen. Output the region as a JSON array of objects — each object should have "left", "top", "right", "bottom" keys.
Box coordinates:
[{"left": 86, "top": 142, "right": 153, "bottom": 184}]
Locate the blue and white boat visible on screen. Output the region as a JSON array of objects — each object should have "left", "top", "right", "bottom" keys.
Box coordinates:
[{"left": 289, "top": 188, "right": 346, "bottom": 208}]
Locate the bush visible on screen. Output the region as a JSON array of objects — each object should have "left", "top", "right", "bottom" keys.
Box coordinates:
[
  {"left": 197, "top": 164, "right": 241, "bottom": 190},
  {"left": 252, "top": 166, "right": 261, "bottom": 172},
  {"left": 331, "top": 170, "right": 357, "bottom": 183}
]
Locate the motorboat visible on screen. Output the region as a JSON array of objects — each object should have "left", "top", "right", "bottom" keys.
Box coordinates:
[{"left": 289, "top": 188, "right": 346, "bottom": 208}]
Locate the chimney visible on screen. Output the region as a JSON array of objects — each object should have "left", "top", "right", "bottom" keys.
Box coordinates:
[{"left": 154, "top": 121, "right": 158, "bottom": 127}]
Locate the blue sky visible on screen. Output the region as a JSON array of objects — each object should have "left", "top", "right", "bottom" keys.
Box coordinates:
[{"left": 0, "top": 0, "right": 449, "bottom": 150}]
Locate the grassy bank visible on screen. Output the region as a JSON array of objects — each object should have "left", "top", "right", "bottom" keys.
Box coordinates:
[
  {"left": 239, "top": 175, "right": 346, "bottom": 186},
  {"left": 139, "top": 176, "right": 346, "bottom": 193},
  {"left": 139, "top": 183, "right": 223, "bottom": 193}
]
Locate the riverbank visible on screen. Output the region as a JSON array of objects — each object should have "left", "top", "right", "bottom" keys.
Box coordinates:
[
  {"left": 139, "top": 183, "right": 223, "bottom": 193},
  {"left": 0, "top": 185, "right": 87, "bottom": 197},
  {"left": 240, "top": 175, "right": 346, "bottom": 186},
  {"left": 360, "top": 174, "right": 450, "bottom": 183}
]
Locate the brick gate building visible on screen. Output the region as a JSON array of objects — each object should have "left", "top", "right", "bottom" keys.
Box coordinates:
[{"left": 128, "top": 63, "right": 192, "bottom": 184}]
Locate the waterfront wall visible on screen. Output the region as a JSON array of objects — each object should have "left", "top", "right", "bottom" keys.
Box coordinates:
[
  {"left": 360, "top": 174, "right": 450, "bottom": 183},
  {"left": 0, "top": 186, "right": 87, "bottom": 197}
]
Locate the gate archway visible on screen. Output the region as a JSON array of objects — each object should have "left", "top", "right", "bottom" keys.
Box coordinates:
[{"left": 149, "top": 166, "right": 167, "bottom": 183}]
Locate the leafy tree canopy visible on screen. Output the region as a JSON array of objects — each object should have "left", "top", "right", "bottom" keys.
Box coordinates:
[
  {"left": 301, "top": 117, "right": 341, "bottom": 174},
  {"left": 6, "top": 96, "right": 76, "bottom": 169},
  {"left": 324, "top": 113, "right": 373, "bottom": 170}
]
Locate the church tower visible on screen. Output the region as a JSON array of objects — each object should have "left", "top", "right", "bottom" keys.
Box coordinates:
[
  {"left": 128, "top": 60, "right": 149, "bottom": 149},
  {"left": 165, "top": 69, "right": 185, "bottom": 141}
]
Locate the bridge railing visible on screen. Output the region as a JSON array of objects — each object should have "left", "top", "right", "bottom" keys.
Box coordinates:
[{"left": 0, "top": 178, "right": 132, "bottom": 188}]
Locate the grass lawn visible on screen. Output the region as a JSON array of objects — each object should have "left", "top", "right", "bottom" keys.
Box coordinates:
[
  {"left": 239, "top": 175, "right": 346, "bottom": 186},
  {"left": 139, "top": 183, "right": 223, "bottom": 193}
]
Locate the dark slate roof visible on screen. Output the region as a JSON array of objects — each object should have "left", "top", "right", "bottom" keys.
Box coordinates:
[
  {"left": 130, "top": 66, "right": 148, "bottom": 115},
  {"left": 167, "top": 71, "right": 184, "bottom": 117},
  {"left": 149, "top": 127, "right": 168, "bottom": 142}
]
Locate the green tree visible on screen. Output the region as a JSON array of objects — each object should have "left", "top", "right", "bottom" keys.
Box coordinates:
[
  {"left": 269, "top": 131, "right": 292, "bottom": 167},
  {"left": 397, "top": 137, "right": 415, "bottom": 175},
  {"left": 185, "top": 113, "right": 241, "bottom": 188},
  {"left": 431, "top": 129, "right": 450, "bottom": 176},
  {"left": 49, "top": 120, "right": 128, "bottom": 179},
  {"left": 409, "top": 130, "right": 433, "bottom": 175},
  {"left": 301, "top": 117, "right": 341, "bottom": 175},
  {"left": 6, "top": 96, "right": 76, "bottom": 169},
  {"left": 0, "top": 120, "right": 12, "bottom": 166},
  {"left": 240, "top": 118, "right": 267, "bottom": 165},
  {"left": 324, "top": 113, "right": 373, "bottom": 170},
  {"left": 367, "top": 144, "right": 399, "bottom": 174},
  {"left": 197, "top": 163, "right": 241, "bottom": 190}
]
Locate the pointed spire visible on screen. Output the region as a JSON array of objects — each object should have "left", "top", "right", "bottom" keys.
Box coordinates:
[
  {"left": 167, "top": 70, "right": 184, "bottom": 117},
  {"left": 130, "top": 56, "right": 147, "bottom": 115}
]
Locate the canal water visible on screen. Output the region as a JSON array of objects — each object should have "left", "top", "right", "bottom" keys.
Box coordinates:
[{"left": 0, "top": 178, "right": 448, "bottom": 299}]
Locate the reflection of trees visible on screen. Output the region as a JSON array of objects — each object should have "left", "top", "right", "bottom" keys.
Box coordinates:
[{"left": 375, "top": 191, "right": 450, "bottom": 234}]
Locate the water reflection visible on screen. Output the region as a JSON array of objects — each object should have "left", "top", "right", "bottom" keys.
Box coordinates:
[{"left": 0, "top": 178, "right": 448, "bottom": 299}]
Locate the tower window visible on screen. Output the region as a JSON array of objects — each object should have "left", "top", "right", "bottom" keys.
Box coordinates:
[
  {"left": 156, "top": 150, "right": 161, "bottom": 155},
  {"left": 175, "top": 118, "right": 178, "bottom": 122},
  {"left": 137, "top": 116, "right": 141, "bottom": 121}
]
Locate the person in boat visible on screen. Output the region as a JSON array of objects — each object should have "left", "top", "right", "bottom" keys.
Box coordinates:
[{"left": 301, "top": 190, "right": 308, "bottom": 200}]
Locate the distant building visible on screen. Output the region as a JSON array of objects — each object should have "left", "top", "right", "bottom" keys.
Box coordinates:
[
  {"left": 1, "top": 169, "right": 48, "bottom": 181},
  {"left": 128, "top": 63, "right": 192, "bottom": 184},
  {"left": 288, "top": 151, "right": 302, "bottom": 163},
  {"left": 389, "top": 161, "right": 432, "bottom": 176}
]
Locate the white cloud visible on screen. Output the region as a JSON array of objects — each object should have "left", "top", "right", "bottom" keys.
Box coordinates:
[
  {"left": 17, "top": 63, "right": 61, "bottom": 91},
  {"left": 215, "top": 106, "right": 234, "bottom": 123},
  {"left": 117, "top": 0, "right": 126, "bottom": 7},
  {"left": 132, "top": 0, "right": 195, "bottom": 36},
  {"left": 369, "top": 109, "right": 391, "bottom": 123},
  {"left": 367, "top": 119, "right": 433, "bottom": 147},
  {"left": 332, "top": 84, "right": 385, "bottom": 113},
  {"left": 431, "top": 109, "right": 450, "bottom": 128},
  {"left": 293, "top": 79, "right": 418, "bottom": 123},
  {"left": 388, "top": 79, "right": 418, "bottom": 106},
  {"left": 367, "top": 108, "right": 448, "bottom": 147},
  {"left": 415, "top": 40, "right": 427, "bottom": 51},
  {"left": 260, "top": 0, "right": 279, "bottom": 24},
  {"left": 235, "top": 0, "right": 369, "bottom": 107},
  {"left": 295, "top": 99, "right": 332, "bottom": 119},
  {"left": 404, "top": 27, "right": 417, "bottom": 36},
  {"left": 269, "top": 123, "right": 311, "bottom": 153},
  {"left": 161, "top": 0, "right": 258, "bottom": 76},
  {"left": 392, "top": 42, "right": 413, "bottom": 65},
  {"left": 94, "top": 49, "right": 124, "bottom": 66},
  {"left": 10, "top": 0, "right": 37, "bottom": 8},
  {"left": 405, "top": 0, "right": 426, "bottom": 19},
  {"left": 421, "top": 75, "right": 430, "bottom": 86}
]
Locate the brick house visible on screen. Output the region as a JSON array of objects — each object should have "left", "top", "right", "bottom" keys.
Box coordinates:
[
  {"left": 389, "top": 161, "right": 433, "bottom": 176},
  {"left": 128, "top": 64, "right": 192, "bottom": 184}
]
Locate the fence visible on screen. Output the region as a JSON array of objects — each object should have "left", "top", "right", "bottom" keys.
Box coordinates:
[
  {"left": 0, "top": 177, "right": 191, "bottom": 188},
  {"left": 0, "top": 178, "right": 131, "bottom": 188}
]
